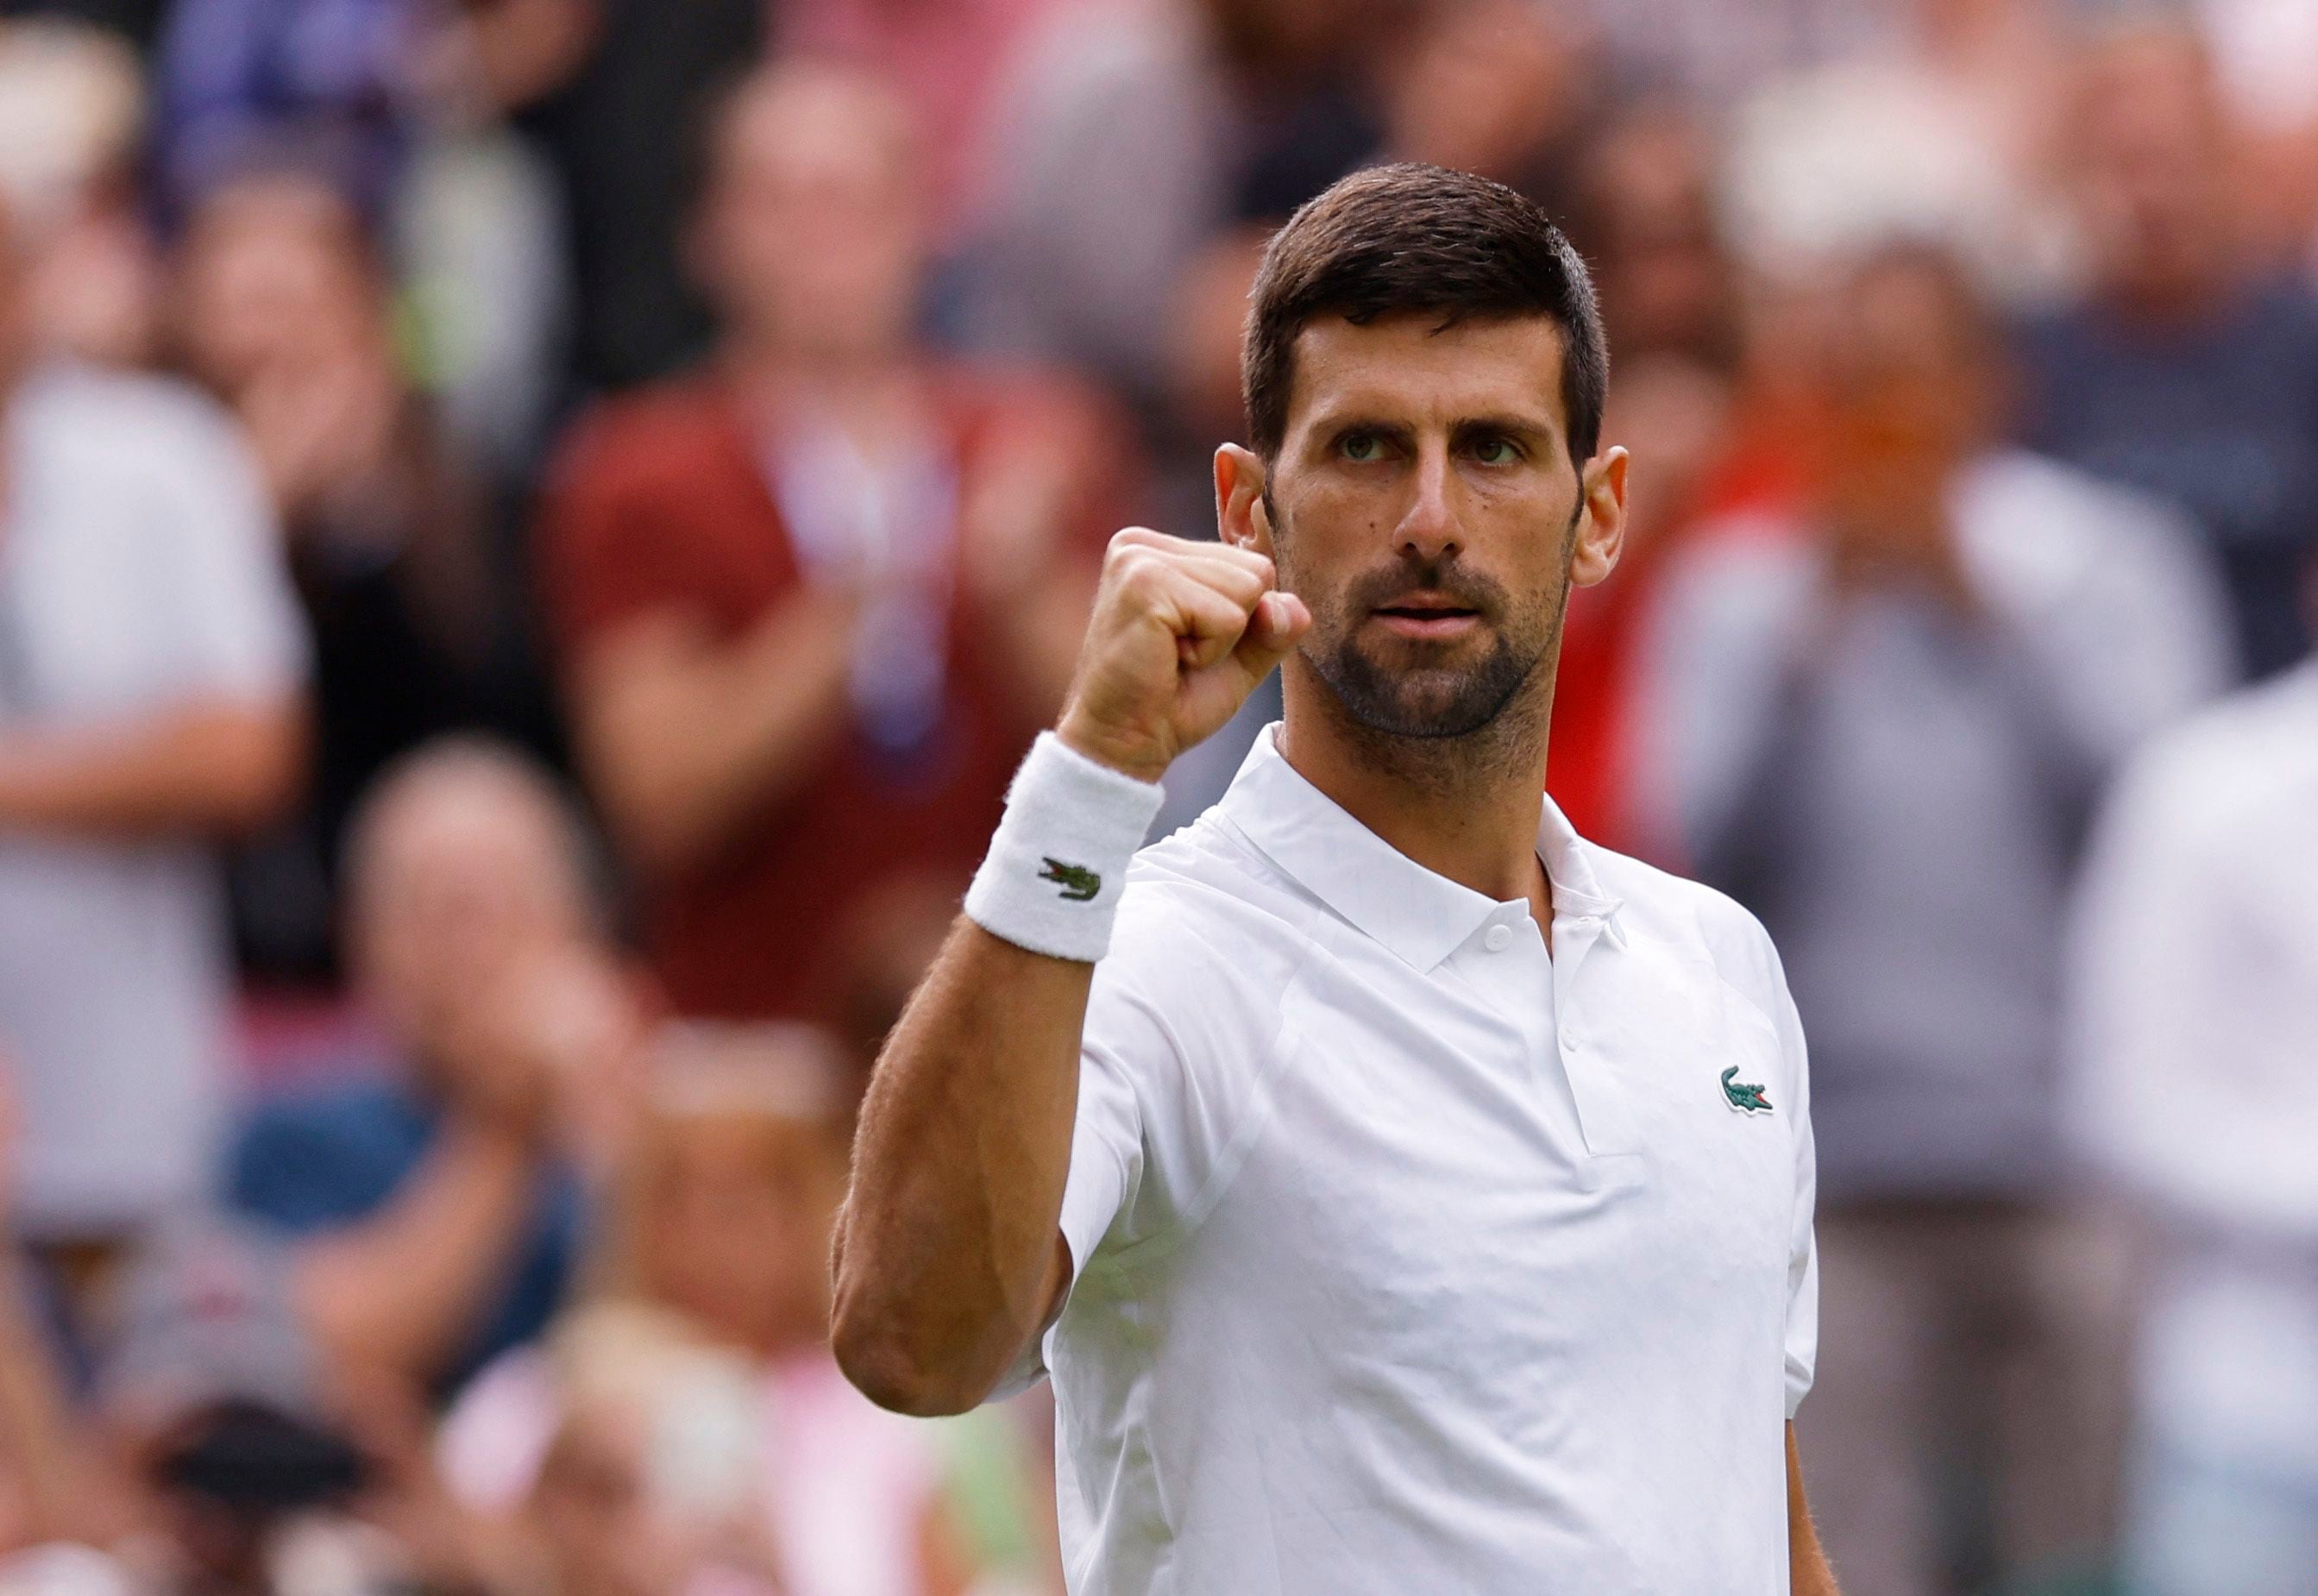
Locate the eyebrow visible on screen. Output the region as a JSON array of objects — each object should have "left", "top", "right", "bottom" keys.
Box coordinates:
[
  {"left": 1452, "top": 413, "right": 1557, "bottom": 440},
  {"left": 1301, "top": 411, "right": 1561, "bottom": 449}
]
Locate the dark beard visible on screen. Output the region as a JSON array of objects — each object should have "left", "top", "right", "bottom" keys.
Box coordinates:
[
  {"left": 1307, "top": 566, "right": 1539, "bottom": 738},
  {"left": 1272, "top": 487, "right": 1578, "bottom": 747}
]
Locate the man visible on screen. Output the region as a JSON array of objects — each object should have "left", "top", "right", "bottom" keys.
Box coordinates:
[
  {"left": 540, "top": 61, "right": 1127, "bottom": 1025},
  {"left": 227, "top": 738, "right": 640, "bottom": 1397},
  {"left": 2015, "top": 21, "right": 2318, "bottom": 680},
  {"left": 1638, "top": 242, "right": 2227, "bottom": 1596},
  {"left": 0, "top": 193, "right": 306, "bottom": 1266},
  {"left": 834, "top": 164, "right": 1837, "bottom": 1593}
]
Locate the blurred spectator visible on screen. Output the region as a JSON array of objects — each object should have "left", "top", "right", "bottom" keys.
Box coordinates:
[
  {"left": 226, "top": 738, "right": 642, "bottom": 1398},
  {"left": 462, "top": 1303, "right": 784, "bottom": 1596},
  {"left": 173, "top": 164, "right": 535, "bottom": 984},
  {"left": 0, "top": 1071, "right": 121, "bottom": 1555},
  {"left": 0, "top": 193, "right": 307, "bottom": 1264},
  {"left": 2016, "top": 19, "right": 2318, "bottom": 680},
  {"left": 1547, "top": 351, "right": 1734, "bottom": 849},
  {"left": 2194, "top": 0, "right": 2318, "bottom": 266},
  {"left": 0, "top": 1217, "right": 499, "bottom": 1596},
  {"left": 439, "top": 1024, "right": 1057, "bottom": 1594},
  {"left": 395, "top": 0, "right": 598, "bottom": 480},
  {"left": 778, "top": 0, "right": 1075, "bottom": 242},
  {"left": 516, "top": 0, "right": 763, "bottom": 393},
  {"left": 1720, "top": 0, "right": 2078, "bottom": 305},
  {"left": 2064, "top": 618, "right": 2318, "bottom": 1596},
  {"left": 89, "top": 1223, "right": 417, "bottom": 1596},
  {"left": 541, "top": 62, "right": 1125, "bottom": 1024},
  {"left": 0, "top": 18, "right": 160, "bottom": 373},
  {"left": 1377, "top": 0, "right": 1596, "bottom": 218},
  {"left": 1571, "top": 0, "right": 1894, "bottom": 110},
  {"left": 149, "top": 0, "right": 418, "bottom": 225},
  {"left": 1563, "top": 99, "right": 1738, "bottom": 369},
  {"left": 961, "top": 0, "right": 1388, "bottom": 428},
  {"left": 1543, "top": 102, "right": 1748, "bottom": 847},
  {"left": 1637, "top": 242, "right": 2229, "bottom": 1595}
]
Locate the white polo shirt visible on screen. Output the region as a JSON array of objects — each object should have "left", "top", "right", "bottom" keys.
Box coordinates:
[{"left": 1010, "top": 724, "right": 1818, "bottom": 1594}]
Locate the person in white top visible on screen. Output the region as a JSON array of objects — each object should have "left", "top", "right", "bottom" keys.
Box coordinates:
[
  {"left": 833, "top": 162, "right": 1837, "bottom": 1595},
  {"left": 2064, "top": 651, "right": 2318, "bottom": 1596}
]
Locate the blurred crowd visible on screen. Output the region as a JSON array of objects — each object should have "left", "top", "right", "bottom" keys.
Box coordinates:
[{"left": 0, "top": 0, "right": 2310, "bottom": 1593}]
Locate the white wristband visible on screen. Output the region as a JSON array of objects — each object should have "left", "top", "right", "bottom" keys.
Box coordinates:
[{"left": 964, "top": 732, "right": 1166, "bottom": 963}]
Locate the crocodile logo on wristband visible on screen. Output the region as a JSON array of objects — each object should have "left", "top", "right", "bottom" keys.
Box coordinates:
[{"left": 1039, "top": 858, "right": 1102, "bottom": 902}]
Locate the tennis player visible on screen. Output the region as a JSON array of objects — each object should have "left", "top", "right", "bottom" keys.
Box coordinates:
[{"left": 833, "top": 162, "right": 1837, "bottom": 1594}]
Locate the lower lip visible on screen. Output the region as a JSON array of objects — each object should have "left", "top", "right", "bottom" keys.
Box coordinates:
[{"left": 1373, "top": 610, "right": 1481, "bottom": 641}]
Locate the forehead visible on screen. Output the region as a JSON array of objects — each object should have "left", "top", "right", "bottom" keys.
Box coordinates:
[
  {"left": 1283, "top": 312, "right": 1568, "bottom": 437},
  {"left": 717, "top": 78, "right": 910, "bottom": 194}
]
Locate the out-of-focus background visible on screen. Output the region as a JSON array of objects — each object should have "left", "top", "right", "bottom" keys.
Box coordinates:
[{"left": 0, "top": 0, "right": 2309, "bottom": 1592}]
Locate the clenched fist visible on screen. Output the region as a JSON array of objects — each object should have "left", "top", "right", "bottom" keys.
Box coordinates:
[{"left": 1056, "top": 529, "right": 1311, "bottom": 783}]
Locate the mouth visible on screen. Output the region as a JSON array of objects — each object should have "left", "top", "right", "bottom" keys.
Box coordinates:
[{"left": 1370, "top": 597, "right": 1483, "bottom": 641}]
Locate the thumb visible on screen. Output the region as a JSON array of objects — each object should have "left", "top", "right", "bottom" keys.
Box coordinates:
[{"left": 1228, "top": 590, "right": 1310, "bottom": 683}]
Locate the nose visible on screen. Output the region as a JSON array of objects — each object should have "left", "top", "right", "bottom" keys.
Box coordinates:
[{"left": 1395, "top": 442, "right": 1462, "bottom": 563}]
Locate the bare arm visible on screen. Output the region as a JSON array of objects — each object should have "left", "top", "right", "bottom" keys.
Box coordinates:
[
  {"left": 292, "top": 951, "right": 615, "bottom": 1386},
  {"left": 0, "top": 694, "right": 305, "bottom": 839},
  {"left": 569, "top": 594, "right": 857, "bottom": 882},
  {"left": 1788, "top": 1423, "right": 1841, "bottom": 1595},
  {"left": 832, "top": 530, "right": 1305, "bottom": 1416},
  {"left": 294, "top": 1117, "right": 543, "bottom": 1385}
]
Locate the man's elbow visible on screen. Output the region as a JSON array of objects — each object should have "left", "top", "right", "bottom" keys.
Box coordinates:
[{"left": 828, "top": 1287, "right": 995, "bottom": 1418}]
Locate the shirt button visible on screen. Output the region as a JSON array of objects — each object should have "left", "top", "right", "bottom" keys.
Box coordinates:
[
  {"left": 1561, "top": 1027, "right": 1579, "bottom": 1051},
  {"left": 1483, "top": 924, "right": 1513, "bottom": 952}
]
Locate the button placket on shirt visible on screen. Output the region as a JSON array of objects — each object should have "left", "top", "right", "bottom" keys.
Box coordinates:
[{"left": 1550, "top": 910, "right": 1641, "bottom": 1159}]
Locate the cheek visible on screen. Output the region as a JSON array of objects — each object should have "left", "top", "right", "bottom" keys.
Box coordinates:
[{"left": 1272, "top": 480, "right": 1380, "bottom": 584}]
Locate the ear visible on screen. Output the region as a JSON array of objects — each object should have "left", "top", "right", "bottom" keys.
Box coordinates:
[
  {"left": 1569, "top": 445, "right": 1629, "bottom": 589},
  {"left": 1215, "top": 443, "right": 1276, "bottom": 559}
]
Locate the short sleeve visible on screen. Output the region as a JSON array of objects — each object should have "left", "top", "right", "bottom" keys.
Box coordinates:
[
  {"left": 535, "top": 404, "right": 740, "bottom": 660},
  {"left": 1767, "top": 940, "right": 1819, "bottom": 1420},
  {"left": 150, "top": 401, "right": 308, "bottom": 698}
]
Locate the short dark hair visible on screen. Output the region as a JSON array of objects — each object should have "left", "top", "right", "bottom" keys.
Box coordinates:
[{"left": 1242, "top": 163, "right": 1609, "bottom": 468}]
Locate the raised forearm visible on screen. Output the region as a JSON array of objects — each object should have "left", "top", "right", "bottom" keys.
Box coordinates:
[
  {"left": 831, "top": 919, "right": 1090, "bottom": 1417},
  {"left": 575, "top": 597, "right": 854, "bottom": 880},
  {"left": 832, "top": 529, "right": 1299, "bottom": 1417},
  {"left": 0, "top": 696, "right": 305, "bottom": 839}
]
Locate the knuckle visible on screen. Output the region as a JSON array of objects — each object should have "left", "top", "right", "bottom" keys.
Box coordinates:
[
  {"left": 1115, "top": 557, "right": 1165, "bottom": 606},
  {"left": 1106, "top": 526, "right": 1161, "bottom": 560}
]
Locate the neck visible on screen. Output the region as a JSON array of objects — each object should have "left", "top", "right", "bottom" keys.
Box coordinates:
[{"left": 1276, "top": 658, "right": 1559, "bottom": 914}]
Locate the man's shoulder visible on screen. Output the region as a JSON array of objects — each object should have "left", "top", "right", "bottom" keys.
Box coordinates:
[
  {"left": 1094, "top": 815, "right": 1315, "bottom": 1020},
  {"left": 1581, "top": 839, "right": 1789, "bottom": 1008}
]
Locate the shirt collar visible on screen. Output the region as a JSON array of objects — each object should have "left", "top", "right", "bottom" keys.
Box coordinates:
[{"left": 1216, "top": 723, "right": 1624, "bottom": 972}]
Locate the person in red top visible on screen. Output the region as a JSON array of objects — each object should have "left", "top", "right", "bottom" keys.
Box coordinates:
[{"left": 540, "top": 61, "right": 1129, "bottom": 1026}]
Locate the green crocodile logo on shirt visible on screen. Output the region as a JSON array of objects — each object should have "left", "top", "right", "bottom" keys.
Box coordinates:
[
  {"left": 1722, "top": 1065, "right": 1774, "bottom": 1115},
  {"left": 1039, "top": 858, "right": 1102, "bottom": 902}
]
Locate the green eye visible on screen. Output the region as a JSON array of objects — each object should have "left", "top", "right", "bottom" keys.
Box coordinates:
[
  {"left": 1339, "top": 433, "right": 1384, "bottom": 462},
  {"left": 1471, "top": 437, "right": 1520, "bottom": 465}
]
